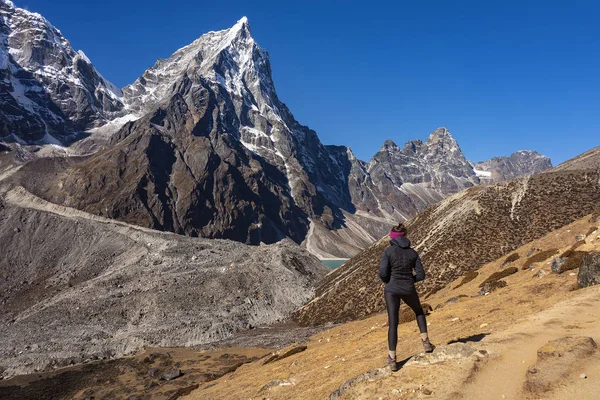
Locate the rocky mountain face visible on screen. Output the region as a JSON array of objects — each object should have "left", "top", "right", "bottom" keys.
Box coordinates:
[
  {"left": 20, "top": 17, "right": 355, "bottom": 246},
  {"left": 294, "top": 150, "right": 600, "bottom": 326},
  {"left": 473, "top": 150, "right": 552, "bottom": 183},
  {"left": 0, "top": 184, "right": 328, "bottom": 377},
  {"left": 0, "top": 3, "right": 553, "bottom": 257},
  {"left": 363, "top": 128, "right": 480, "bottom": 219},
  {"left": 0, "top": 0, "right": 124, "bottom": 143}
]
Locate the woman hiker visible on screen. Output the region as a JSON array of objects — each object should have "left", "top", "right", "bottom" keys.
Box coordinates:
[{"left": 379, "top": 223, "right": 435, "bottom": 371}]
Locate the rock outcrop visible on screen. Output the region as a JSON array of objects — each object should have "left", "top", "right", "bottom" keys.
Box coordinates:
[
  {"left": 473, "top": 150, "right": 552, "bottom": 183},
  {"left": 524, "top": 336, "right": 597, "bottom": 394},
  {"left": 578, "top": 252, "right": 600, "bottom": 288}
]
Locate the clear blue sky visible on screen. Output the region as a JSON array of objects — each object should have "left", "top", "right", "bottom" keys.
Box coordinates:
[{"left": 17, "top": 0, "right": 599, "bottom": 165}]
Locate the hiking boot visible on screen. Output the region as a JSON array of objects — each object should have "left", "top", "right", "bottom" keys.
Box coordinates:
[
  {"left": 387, "top": 355, "right": 399, "bottom": 372},
  {"left": 422, "top": 338, "right": 436, "bottom": 353}
]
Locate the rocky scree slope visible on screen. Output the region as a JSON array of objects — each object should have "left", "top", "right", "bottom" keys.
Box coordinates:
[
  {"left": 0, "top": 184, "right": 328, "bottom": 378},
  {"left": 1, "top": 4, "right": 552, "bottom": 257},
  {"left": 294, "top": 149, "right": 600, "bottom": 326},
  {"left": 0, "top": 0, "right": 123, "bottom": 143}
]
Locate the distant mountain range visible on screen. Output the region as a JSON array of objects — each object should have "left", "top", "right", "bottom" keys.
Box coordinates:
[
  {"left": 294, "top": 146, "right": 600, "bottom": 326},
  {"left": 1, "top": 1, "right": 552, "bottom": 257}
]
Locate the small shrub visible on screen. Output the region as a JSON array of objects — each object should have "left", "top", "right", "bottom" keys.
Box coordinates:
[
  {"left": 557, "top": 251, "right": 587, "bottom": 274},
  {"left": 504, "top": 253, "right": 520, "bottom": 264},
  {"left": 479, "top": 280, "right": 508, "bottom": 294},
  {"left": 522, "top": 249, "right": 559, "bottom": 270},
  {"left": 570, "top": 240, "right": 586, "bottom": 251},
  {"left": 479, "top": 267, "right": 519, "bottom": 287},
  {"left": 399, "top": 302, "right": 433, "bottom": 324},
  {"left": 560, "top": 249, "right": 575, "bottom": 258},
  {"left": 590, "top": 207, "right": 600, "bottom": 223},
  {"left": 455, "top": 270, "right": 479, "bottom": 289}
]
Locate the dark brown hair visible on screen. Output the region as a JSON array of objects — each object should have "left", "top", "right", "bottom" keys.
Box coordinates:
[{"left": 391, "top": 222, "right": 408, "bottom": 235}]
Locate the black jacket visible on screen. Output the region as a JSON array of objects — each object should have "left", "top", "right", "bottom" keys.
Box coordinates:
[{"left": 379, "top": 237, "right": 425, "bottom": 295}]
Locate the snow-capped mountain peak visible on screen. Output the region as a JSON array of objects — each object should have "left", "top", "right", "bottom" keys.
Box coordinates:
[
  {"left": 0, "top": 0, "right": 124, "bottom": 143},
  {"left": 1, "top": 0, "right": 15, "bottom": 10},
  {"left": 122, "top": 16, "right": 273, "bottom": 115}
]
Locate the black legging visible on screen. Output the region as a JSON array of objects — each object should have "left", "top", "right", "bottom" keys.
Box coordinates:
[{"left": 385, "top": 290, "right": 427, "bottom": 351}]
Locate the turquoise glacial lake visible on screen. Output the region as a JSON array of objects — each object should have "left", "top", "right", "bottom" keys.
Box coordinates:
[{"left": 321, "top": 259, "right": 349, "bottom": 270}]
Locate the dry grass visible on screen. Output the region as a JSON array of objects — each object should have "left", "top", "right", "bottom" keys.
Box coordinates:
[
  {"left": 191, "top": 212, "right": 600, "bottom": 400},
  {"left": 522, "top": 249, "right": 559, "bottom": 270},
  {"left": 480, "top": 267, "right": 518, "bottom": 287}
]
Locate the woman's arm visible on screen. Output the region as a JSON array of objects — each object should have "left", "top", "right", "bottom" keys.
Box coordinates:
[
  {"left": 414, "top": 255, "right": 426, "bottom": 282},
  {"left": 379, "top": 250, "right": 391, "bottom": 283}
]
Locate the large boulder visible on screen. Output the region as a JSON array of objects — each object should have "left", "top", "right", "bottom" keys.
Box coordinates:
[
  {"left": 524, "top": 336, "right": 597, "bottom": 394},
  {"left": 577, "top": 252, "right": 600, "bottom": 288}
]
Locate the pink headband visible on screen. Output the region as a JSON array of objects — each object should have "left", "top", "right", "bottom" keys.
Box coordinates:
[{"left": 390, "top": 230, "right": 405, "bottom": 239}]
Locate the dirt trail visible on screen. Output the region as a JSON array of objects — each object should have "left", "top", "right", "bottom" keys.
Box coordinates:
[{"left": 459, "top": 286, "right": 600, "bottom": 399}]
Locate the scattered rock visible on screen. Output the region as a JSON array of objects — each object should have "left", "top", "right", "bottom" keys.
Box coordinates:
[
  {"left": 575, "top": 234, "right": 586, "bottom": 241},
  {"left": 258, "top": 379, "right": 296, "bottom": 393},
  {"left": 423, "top": 388, "right": 433, "bottom": 395},
  {"left": 160, "top": 369, "right": 182, "bottom": 381},
  {"left": 527, "top": 248, "right": 537, "bottom": 257},
  {"left": 580, "top": 373, "right": 587, "bottom": 379},
  {"left": 148, "top": 368, "right": 159, "bottom": 377},
  {"left": 524, "top": 336, "right": 597, "bottom": 393},
  {"left": 534, "top": 270, "right": 547, "bottom": 278},
  {"left": 578, "top": 252, "right": 600, "bottom": 288},
  {"left": 407, "top": 343, "right": 483, "bottom": 365},
  {"left": 328, "top": 367, "right": 391, "bottom": 399},
  {"left": 479, "top": 323, "right": 489, "bottom": 328},
  {"left": 551, "top": 257, "right": 566, "bottom": 273}
]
